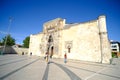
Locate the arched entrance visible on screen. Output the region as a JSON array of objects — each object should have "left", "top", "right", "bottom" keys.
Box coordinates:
[
  {"left": 48, "top": 35, "right": 53, "bottom": 43},
  {"left": 47, "top": 35, "right": 54, "bottom": 57}
]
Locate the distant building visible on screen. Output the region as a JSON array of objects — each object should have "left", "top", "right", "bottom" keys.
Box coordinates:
[
  {"left": 110, "top": 41, "right": 120, "bottom": 57},
  {"left": 29, "top": 15, "right": 111, "bottom": 63},
  {"left": 110, "top": 41, "right": 120, "bottom": 52},
  {"left": 12, "top": 44, "right": 23, "bottom": 48}
]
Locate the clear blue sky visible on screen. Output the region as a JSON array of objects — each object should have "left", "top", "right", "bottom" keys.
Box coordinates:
[{"left": 0, "top": 0, "right": 120, "bottom": 44}]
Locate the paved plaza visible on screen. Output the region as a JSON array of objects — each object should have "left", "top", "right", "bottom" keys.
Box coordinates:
[{"left": 0, "top": 55, "right": 120, "bottom": 80}]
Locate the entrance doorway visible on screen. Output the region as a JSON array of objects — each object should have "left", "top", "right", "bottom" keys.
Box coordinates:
[
  {"left": 47, "top": 35, "right": 54, "bottom": 56},
  {"left": 51, "top": 46, "right": 54, "bottom": 56}
]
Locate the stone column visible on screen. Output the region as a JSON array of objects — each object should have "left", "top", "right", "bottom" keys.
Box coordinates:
[{"left": 98, "top": 15, "right": 112, "bottom": 63}]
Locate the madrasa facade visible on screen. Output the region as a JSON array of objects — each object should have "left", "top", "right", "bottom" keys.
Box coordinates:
[{"left": 29, "top": 15, "right": 111, "bottom": 63}]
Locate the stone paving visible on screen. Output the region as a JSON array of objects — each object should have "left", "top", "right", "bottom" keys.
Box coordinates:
[{"left": 0, "top": 54, "right": 120, "bottom": 80}]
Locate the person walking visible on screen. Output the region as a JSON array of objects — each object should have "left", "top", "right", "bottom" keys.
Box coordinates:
[
  {"left": 22, "top": 52, "right": 24, "bottom": 55},
  {"left": 30, "top": 52, "right": 32, "bottom": 56},
  {"left": 64, "top": 53, "right": 67, "bottom": 63},
  {"left": 45, "top": 52, "right": 49, "bottom": 63}
]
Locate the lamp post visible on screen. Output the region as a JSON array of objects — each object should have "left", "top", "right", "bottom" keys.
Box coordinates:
[{"left": 1, "top": 17, "right": 13, "bottom": 55}]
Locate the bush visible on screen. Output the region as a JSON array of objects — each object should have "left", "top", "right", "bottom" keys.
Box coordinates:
[{"left": 112, "top": 52, "right": 117, "bottom": 58}]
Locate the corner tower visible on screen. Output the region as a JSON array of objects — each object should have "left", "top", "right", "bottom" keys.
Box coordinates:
[{"left": 98, "top": 15, "right": 111, "bottom": 63}]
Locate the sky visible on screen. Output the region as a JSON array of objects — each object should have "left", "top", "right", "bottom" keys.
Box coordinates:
[{"left": 0, "top": 0, "right": 120, "bottom": 44}]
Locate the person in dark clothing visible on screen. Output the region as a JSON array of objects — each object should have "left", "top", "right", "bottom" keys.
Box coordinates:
[
  {"left": 45, "top": 52, "right": 49, "bottom": 63},
  {"left": 30, "top": 52, "right": 32, "bottom": 56},
  {"left": 22, "top": 52, "right": 24, "bottom": 55}
]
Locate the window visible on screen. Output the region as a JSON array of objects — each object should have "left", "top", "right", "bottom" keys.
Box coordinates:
[
  {"left": 112, "top": 49, "right": 117, "bottom": 51},
  {"left": 112, "top": 45, "right": 117, "bottom": 48},
  {"left": 48, "top": 35, "right": 53, "bottom": 42},
  {"left": 67, "top": 46, "right": 71, "bottom": 53},
  {"left": 68, "top": 47, "right": 71, "bottom": 53}
]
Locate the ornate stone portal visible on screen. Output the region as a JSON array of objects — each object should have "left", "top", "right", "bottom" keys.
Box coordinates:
[
  {"left": 39, "top": 18, "right": 64, "bottom": 57},
  {"left": 29, "top": 16, "right": 112, "bottom": 63}
]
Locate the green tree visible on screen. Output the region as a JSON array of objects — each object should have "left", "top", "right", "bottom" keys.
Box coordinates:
[
  {"left": 23, "top": 36, "right": 30, "bottom": 48},
  {"left": 1, "top": 34, "right": 15, "bottom": 46},
  {"left": 0, "top": 40, "right": 3, "bottom": 46}
]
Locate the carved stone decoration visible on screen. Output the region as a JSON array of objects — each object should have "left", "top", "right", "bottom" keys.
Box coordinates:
[
  {"left": 54, "top": 45, "right": 58, "bottom": 54},
  {"left": 29, "top": 16, "right": 112, "bottom": 63},
  {"left": 40, "top": 44, "right": 42, "bottom": 49},
  {"left": 65, "top": 41, "right": 73, "bottom": 49}
]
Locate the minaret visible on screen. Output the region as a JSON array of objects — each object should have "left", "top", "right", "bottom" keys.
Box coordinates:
[{"left": 98, "top": 15, "right": 111, "bottom": 63}]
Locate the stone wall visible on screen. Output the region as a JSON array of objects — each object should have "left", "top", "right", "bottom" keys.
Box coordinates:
[
  {"left": 62, "top": 20, "right": 102, "bottom": 62},
  {"left": 29, "top": 33, "right": 43, "bottom": 56},
  {"left": 29, "top": 15, "right": 112, "bottom": 63},
  {"left": 0, "top": 46, "right": 28, "bottom": 55}
]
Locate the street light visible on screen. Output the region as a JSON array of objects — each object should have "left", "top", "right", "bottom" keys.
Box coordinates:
[{"left": 1, "top": 17, "right": 13, "bottom": 55}]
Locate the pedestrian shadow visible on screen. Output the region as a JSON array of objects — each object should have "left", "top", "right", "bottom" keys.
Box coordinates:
[{"left": 42, "top": 63, "right": 49, "bottom": 80}]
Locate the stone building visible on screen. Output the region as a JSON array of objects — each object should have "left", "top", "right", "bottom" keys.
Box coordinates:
[{"left": 29, "top": 15, "right": 111, "bottom": 63}]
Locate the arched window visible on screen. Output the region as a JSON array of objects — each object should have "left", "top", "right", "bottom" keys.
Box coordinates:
[
  {"left": 68, "top": 48, "right": 70, "bottom": 53},
  {"left": 68, "top": 46, "right": 71, "bottom": 53},
  {"left": 48, "top": 35, "right": 53, "bottom": 43}
]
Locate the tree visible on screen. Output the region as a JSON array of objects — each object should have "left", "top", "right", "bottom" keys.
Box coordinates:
[
  {"left": 0, "top": 40, "right": 3, "bottom": 46},
  {"left": 23, "top": 36, "right": 30, "bottom": 48},
  {"left": 1, "top": 34, "right": 15, "bottom": 46},
  {"left": 0, "top": 34, "right": 15, "bottom": 46}
]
